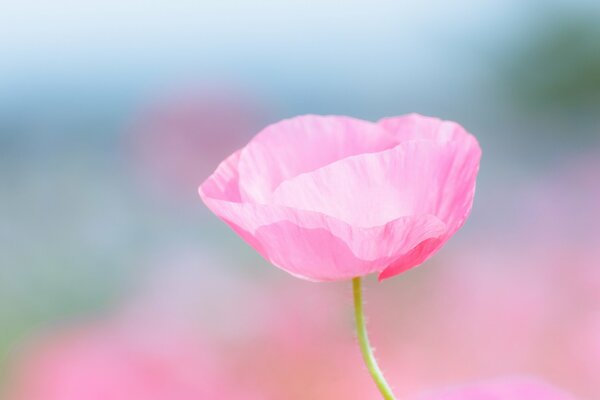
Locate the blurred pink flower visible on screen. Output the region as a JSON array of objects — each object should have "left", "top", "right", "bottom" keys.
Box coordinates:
[
  {"left": 226, "top": 277, "right": 381, "bottom": 399},
  {"left": 200, "top": 114, "right": 481, "bottom": 281},
  {"left": 519, "top": 146, "right": 600, "bottom": 247},
  {"left": 126, "top": 83, "right": 268, "bottom": 200},
  {"left": 433, "top": 246, "right": 557, "bottom": 371},
  {"left": 6, "top": 319, "right": 256, "bottom": 400},
  {"left": 568, "top": 312, "right": 600, "bottom": 395},
  {"left": 417, "top": 378, "right": 575, "bottom": 399}
]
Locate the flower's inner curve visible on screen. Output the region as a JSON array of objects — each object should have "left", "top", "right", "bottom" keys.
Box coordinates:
[{"left": 269, "top": 141, "right": 448, "bottom": 228}]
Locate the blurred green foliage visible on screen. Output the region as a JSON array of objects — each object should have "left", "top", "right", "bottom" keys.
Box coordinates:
[{"left": 506, "top": 11, "right": 600, "bottom": 113}]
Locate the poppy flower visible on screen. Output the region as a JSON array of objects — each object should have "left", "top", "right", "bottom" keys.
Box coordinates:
[{"left": 200, "top": 114, "right": 481, "bottom": 281}]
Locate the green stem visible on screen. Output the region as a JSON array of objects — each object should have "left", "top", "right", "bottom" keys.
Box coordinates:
[{"left": 353, "top": 277, "right": 397, "bottom": 400}]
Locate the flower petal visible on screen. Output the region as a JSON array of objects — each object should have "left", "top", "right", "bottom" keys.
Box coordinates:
[
  {"left": 237, "top": 115, "right": 397, "bottom": 203},
  {"left": 271, "top": 138, "right": 480, "bottom": 231},
  {"left": 269, "top": 138, "right": 479, "bottom": 279},
  {"left": 379, "top": 237, "right": 442, "bottom": 280},
  {"left": 199, "top": 193, "right": 445, "bottom": 281},
  {"left": 378, "top": 113, "right": 468, "bottom": 144},
  {"left": 200, "top": 149, "right": 243, "bottom": 202}
]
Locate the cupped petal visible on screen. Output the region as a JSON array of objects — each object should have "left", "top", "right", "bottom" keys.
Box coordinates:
[
  {"left": 378, "top": 113, "right": 469, "bottom": 144},
  {"left": 200, "top": 149, "right": 243, "bottom": 202},
  {"left": 269, "top": 138, "right": 480, "bottom": 279},
  {"left": 272, "top": 138, "right": 480, "bottom": 231},
  {"left": 199, "top": 192, "right": 445, "bottom": 281},
  {"left": 378, "top": 237, "right": 442, "bottom": 280},
  {"left": 237, "top": 115, "right": 397, "bottom": 203}
]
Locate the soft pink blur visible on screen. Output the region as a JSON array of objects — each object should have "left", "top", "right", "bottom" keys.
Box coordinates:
[
  {"left": 6, "top": 233, "right": 600, "bottom": 399},
  {"left": 6, "top": 132, "right": 600, "bottom": 398},
  {"left": 416, "top": 378, "right": 575, "bottom": 400},
  {"left": 126, "top": 83, "right": 269, "bottom": 201},
  {"left": 6, "top": 321, "right": 254, "bottom": 400},
  {"left": 4, "top": 247, "right": 260, "bottom": 400}
]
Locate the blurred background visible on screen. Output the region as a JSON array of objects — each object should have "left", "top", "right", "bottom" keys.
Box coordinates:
[{"left": 1, "top": 0, "right": 600, "bottom": 398}]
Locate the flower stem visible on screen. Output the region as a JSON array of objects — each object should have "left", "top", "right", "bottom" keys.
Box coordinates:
[{"left": 352, "top": 277, "right": 397, "bottom": 400}]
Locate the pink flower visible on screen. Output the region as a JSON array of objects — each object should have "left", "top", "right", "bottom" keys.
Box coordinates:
[
  {"left": 6, "top": 321, "right": 257, "bottom": 400},
  {"left": 417, "top": 378, "right": 575, "bottom": 400},
  {"left": 126, "top": 83, "right": 267, "bottom": 200},
  {"left": 200, "top": 114, "right": 481, "bottom": 281}
]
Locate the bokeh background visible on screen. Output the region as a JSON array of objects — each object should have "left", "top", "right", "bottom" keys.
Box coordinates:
[{"left": 2, "top": 0, "right": 600, "bottom": 399}]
